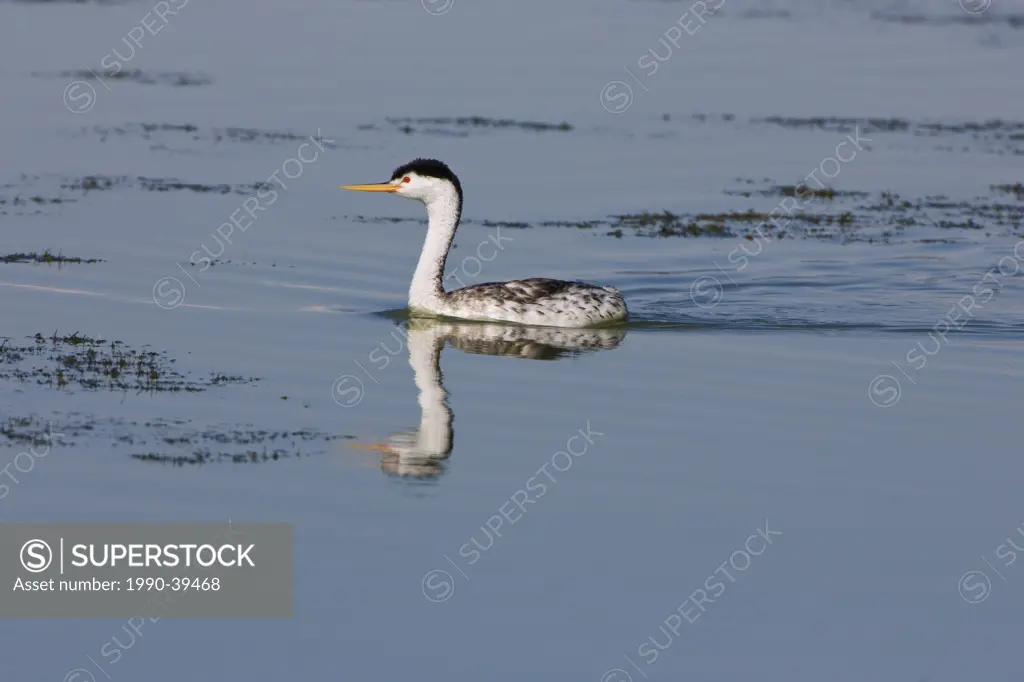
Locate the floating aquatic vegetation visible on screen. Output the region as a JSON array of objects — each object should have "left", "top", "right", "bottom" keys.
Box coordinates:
[
  {"left": 991, "top": 183, "right": 1023, "bottom": 199},
  {"left": 61, "top": 175, "right": 266, "bottom": 195},
  {"left": 83, "top": 122, "right": 337, "bottom": 147},
  {"left": 0, "top": 414, "right": 348, "bottom": 467},
  {"left": 1, "top": 251, "right": 103, "bottom": 265},
  {"left": 770, "top": 185, "right": 869, "bottom": 200},
  {"left": 611, "top": 211, "right": 733, "bottom": 238},
  {"left": 0, "top": 196, "right": 71, "bottom": 207},
  {"left": 0, "top": 332, "right": 258, "bottom": 394},
  {"left": 342, "top": 215, "right": 423, "bottom": 225},
  {"left": 129, "top": 427, "right": 350, "bottom": 466},
  {"left": 0, "top": 417, "right": 54, "bottom": 447},
  {"left": 39, "top": 70, "right": 211, "bottom": 87},
  {"left": 372, "top": 116, "right": 573, "bottom": 136},
  {"left": 0, "top": 175, "right": 75, "bottom": 216},
  {"left": 338, "top": 181, "right": 1021, "bottom": 244},
  {"left": 752, "top": 115, "right": 1024, "bottom": 156},
  {"left": 871, "top": 11, "right": 1024, "bottom": 30}
]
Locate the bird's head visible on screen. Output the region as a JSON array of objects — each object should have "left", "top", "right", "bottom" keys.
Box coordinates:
[{"left": 340, "top": 158, "right": 463, "bottom": 208}]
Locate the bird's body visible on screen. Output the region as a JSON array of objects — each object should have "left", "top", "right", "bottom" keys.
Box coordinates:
[
  {"left": 428, "top": 278, "right": 626, "bottom": 328},
  {"left": 341, "top": 159, "right": 628, "bottom": 328}
]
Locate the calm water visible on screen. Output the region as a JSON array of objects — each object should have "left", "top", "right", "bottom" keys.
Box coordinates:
[{"left": 2, "top": 0, "right": 1023, "bottom": 679}]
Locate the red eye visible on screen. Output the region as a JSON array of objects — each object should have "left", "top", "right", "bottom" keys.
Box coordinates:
[{"left": 402, "top": 176, "right": 411, "bottom": 183}]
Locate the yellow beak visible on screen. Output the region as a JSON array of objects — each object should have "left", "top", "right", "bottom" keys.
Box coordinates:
[
  {"left": 350, "top": 441, "right": 393, "bottom": 453},
  {"left": 339, "top": 183, "right": 399, "bottom": 193}
]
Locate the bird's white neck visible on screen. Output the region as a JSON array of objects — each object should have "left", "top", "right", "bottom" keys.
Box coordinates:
[{"left": 409, "top": 189, "right": 461, "bottom": 310}]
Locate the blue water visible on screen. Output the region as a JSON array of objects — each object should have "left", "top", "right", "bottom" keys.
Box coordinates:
[{"left": 1, "top": 0, "right": 1023, "bottom": 679}]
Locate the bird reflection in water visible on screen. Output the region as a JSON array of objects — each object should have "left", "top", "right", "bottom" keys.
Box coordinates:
[{"left": 350, "top": 320, "right": 625, "bottom": 479}]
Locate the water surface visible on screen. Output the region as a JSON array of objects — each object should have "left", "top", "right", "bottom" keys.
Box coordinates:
[{"left": 1, "top": 0, "right": 1023, "bottom": 680}]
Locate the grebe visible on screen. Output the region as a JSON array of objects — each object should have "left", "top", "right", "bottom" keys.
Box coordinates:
[{"left": 340, "top": 159, "right": 628, "bottom": 328}]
